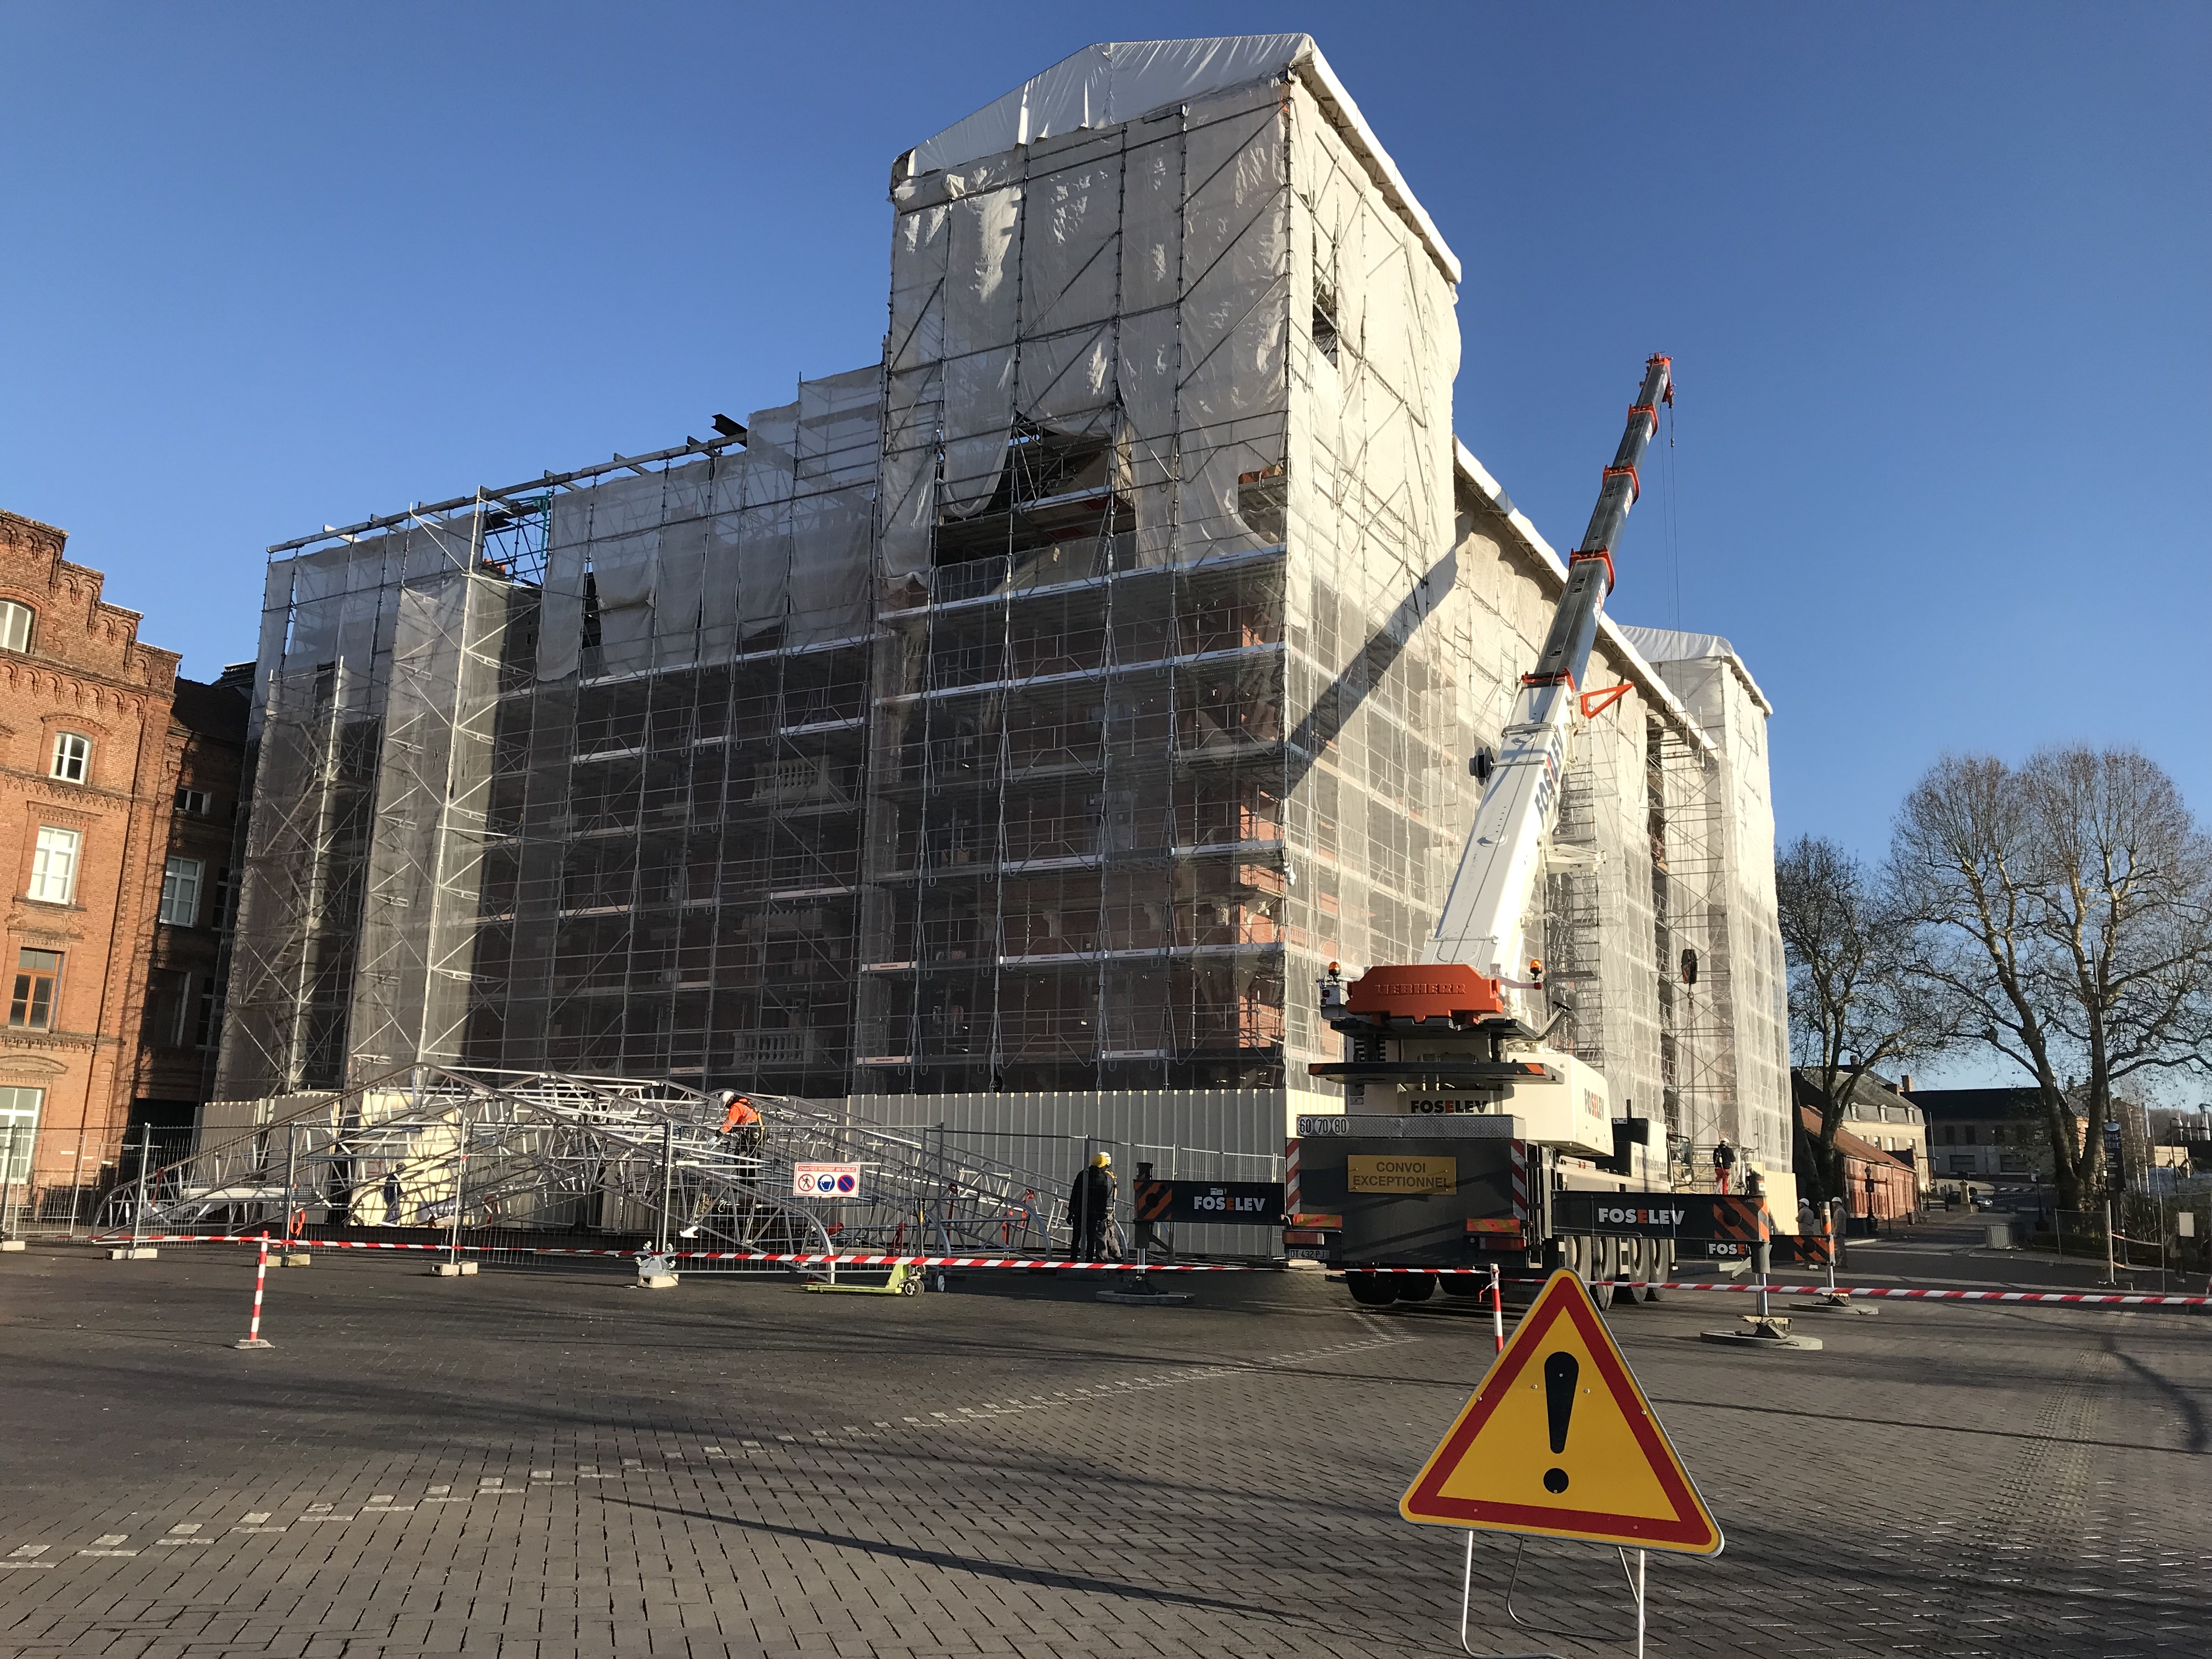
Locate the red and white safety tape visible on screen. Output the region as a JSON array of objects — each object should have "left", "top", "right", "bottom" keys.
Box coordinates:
[
  {"left": 73, "top": 1236, "right": 2211, "bottom": 1305},
  {"left": 1331, "top": 1266, "right": 2212, "bottom": 1306},
  {"left": 1453, "top": 1273, "right": 2208, "bottom": 1307},
  {"left": 1617, "top": 1278, "right": 2212, "bottom": 1308},
  {"left": 81, "top": 1234, "right": 1244, "bottom": 1271}
]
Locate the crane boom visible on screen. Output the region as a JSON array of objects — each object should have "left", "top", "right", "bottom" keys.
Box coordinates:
[{"left": 1420, "top": 354, "right": 1672, "bottom": 1011}]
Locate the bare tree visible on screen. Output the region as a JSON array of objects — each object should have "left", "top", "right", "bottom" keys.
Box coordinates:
[
  {"left": 1778, "top": 835, "right": 1949, "bottom": 1204},
  {"left": 1891, "top": 747, "right": 2212, "bottom": 1210}
]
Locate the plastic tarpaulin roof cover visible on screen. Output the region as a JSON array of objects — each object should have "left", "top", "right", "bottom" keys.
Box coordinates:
[{"left": 910, "top": 36, "right": 1311, "bottom": 175}]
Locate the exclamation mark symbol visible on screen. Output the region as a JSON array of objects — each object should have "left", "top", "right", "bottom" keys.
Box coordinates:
[{"left": 1543, "top": 1351, "right": 1578, "bottom": 1493}]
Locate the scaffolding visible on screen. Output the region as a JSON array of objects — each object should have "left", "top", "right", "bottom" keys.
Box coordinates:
[
  {"left": 221, "top": 376, "right": 879, "bottom": 1107},
  {"left": 216, "top": 36, "right": 1795, "bottom": 1198},
  {"left": 108, "top": 1066, "right": 1069, "bottom": 1261},
  {"left": 857, "top": 56, "right": 1470, "bottom": 1152},
  {"left": 1650, "top": 714, "right": 1736, "bottom": 1157},
  {"left": 1626, "top": 628, "right": 1794, "bottom": 1173}
]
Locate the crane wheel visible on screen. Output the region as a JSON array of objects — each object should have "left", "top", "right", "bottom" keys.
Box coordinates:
[
  {"left": 1646, "top": 1242, "right": 1671, "bottom": 1301},
  {"left": 1345, "top": 1272, "right": 1399, "bottom": 1307},
  {"left": 1394, "top": 1272, "right": 1437, "bottom": 1303},
  {"left": 1437, "top": 1273, "right": 1488, "bottom": 1299}
]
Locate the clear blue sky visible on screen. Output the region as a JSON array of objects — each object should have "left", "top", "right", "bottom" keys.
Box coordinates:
[{"left": 3, "top": 2, "right": 2205, "bottom": 864}]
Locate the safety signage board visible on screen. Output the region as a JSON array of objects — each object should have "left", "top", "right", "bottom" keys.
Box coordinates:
[
  {"left": 1133, "top": 1180, "right": 1284, "bottom": 1225},
  {"left": 1348, "top": 1154, "right": 1456, "bottom": 1195},
  {"left": 1551, "top": 1191, "right": 1763, "bottom": 1243},
  {"left": 1399, "top": 1268, "right": 1723, "bottom": 1554},
  {"left": 792, "top": 1163, "right": 862, "bottom": 1199}
]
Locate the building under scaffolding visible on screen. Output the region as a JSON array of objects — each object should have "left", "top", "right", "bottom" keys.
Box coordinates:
[{"left": 215, "top": 34, "right": 1793, "bottom": 1194}]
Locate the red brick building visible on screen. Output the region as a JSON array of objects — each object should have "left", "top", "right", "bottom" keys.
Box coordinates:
[{"left": 0, "top": 510, "right": 182, "bottom": 1229}]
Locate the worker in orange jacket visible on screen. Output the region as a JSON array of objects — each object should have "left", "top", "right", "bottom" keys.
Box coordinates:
[{"left": 716, "top": 1091, "right": 763, "bottom": 1154}]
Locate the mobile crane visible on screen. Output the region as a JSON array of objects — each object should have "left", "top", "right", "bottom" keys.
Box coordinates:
[{"left": 1288, "top": 356, "right": 1768, "bottom": 1307}]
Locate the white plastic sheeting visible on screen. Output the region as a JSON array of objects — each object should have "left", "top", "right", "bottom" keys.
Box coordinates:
[
  {"left": 348, "top": 571, "right": 509, "bottom": 1074},
  {"left": 537, "top": 366, "right": 881, "bottom": 681},
  {"left": 883, "top": 78, "right": 1296, "bottom": 580},
  {"left": 906, "top": 35, "right": 1457, "bottom": 286},
  {"left": 1616, "top": 623, "right": 1775, "bottom": 714},
  {"left": 910, "top": 35, "right": 1310, "bottom": 176}
]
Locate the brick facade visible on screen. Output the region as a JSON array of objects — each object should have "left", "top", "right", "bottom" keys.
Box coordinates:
[
  {"left": 131, "top": 669, "right": 249, "bottom": 1123},
  {"left": 0, "top": 510, "right": 181, "bottom": 1227}
]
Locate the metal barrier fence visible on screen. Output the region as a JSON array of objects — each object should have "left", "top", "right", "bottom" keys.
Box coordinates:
[
  {"left": 77, "top": 1069, "right": 1091, "bottom": 1276},
  {"left": 2029, "top": 1194, "right": 2212, "bottom": 1291},
  {"left": 2, "top": 1124, "right": 200, "bottom": 1244}
]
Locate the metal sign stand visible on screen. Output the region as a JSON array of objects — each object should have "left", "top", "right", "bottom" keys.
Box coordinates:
[
  {"left": 1457, "top": 1532, "right": 1647, "bottom": 1657},
  {"left": 1406, "top": 1271, "right": 1714, "bottom": 1657}
]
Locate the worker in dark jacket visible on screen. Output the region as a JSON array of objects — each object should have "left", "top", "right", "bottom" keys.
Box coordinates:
[{"left": 1069, "top": 1151, "right": 1116, "bottom": 1261}]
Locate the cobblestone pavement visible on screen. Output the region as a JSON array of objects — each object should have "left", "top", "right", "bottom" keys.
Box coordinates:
[{"left": 0, "top": 1245, "right": 2202, "bottom": 1657}]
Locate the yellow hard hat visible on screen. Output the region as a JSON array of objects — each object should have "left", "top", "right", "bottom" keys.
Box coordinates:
[{"left": 1091, "top": 1151, "right": 1110, "bottom": 1167}]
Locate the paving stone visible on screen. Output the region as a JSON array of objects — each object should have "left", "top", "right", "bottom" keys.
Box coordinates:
[{"left": 0, "top": 1244, "right": 2201, "bottom": 1656}]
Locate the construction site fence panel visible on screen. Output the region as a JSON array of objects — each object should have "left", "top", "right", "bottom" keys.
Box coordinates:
[{"left": 2, "top": 1124, "right": 199, "bottom": 1242}]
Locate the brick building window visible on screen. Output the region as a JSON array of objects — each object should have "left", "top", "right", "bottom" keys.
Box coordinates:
[
  {"left": 9, "top": 950, "right": 61, "bottom": 1029},
  {"left": 29, "top": 826, "right": 80, "bottom": 905},
  {"left": 146, "top": 969, "right": 191, "bottom": 1048},
  {"left": 0, "top": 602, "right": 31, "bottom": 654},
  {"left": 194, "top": 979, "right": 219, "bottom": 1049},
  {"left": 49, "top": 732, "right": 89, "bottom": 783},
  {"left": 176, "top": 787, "right": 212, "bottom": 817},
  {"left": 159, "top": 856, "right": 203, "bottom": 927},
  {"left": 0, "top": 1088, "right": 40, "bottom": 1181}
]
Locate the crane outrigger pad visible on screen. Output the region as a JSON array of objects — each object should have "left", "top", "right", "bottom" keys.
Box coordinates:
[{"left": 803, "top": 1263, "right": 921, "bottom": 1296}]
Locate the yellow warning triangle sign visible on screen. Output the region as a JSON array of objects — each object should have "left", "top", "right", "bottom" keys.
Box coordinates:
[{"left": 1400, "top": 1268, "right": 1724, "bottom": 1555}]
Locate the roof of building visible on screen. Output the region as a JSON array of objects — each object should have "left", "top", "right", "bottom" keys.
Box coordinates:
[
  {"left": 170, "top": 674, "right": 249, "bottom": 743},
  {"left": 903, "top": 36, "right": 1461, "bottom": 285},
  {"left": 1791, "top": 1068, "right": 1920, "bottom": 1120},
  {"left": 1906, "top": 1086, "right": 2044, "bottom": 1121},
  {"left": 1616, "top": 625, "right": 1775, "bottom": 717},
  {"left": 1796, "top": 1104, "right": 1910, "bottom": 1170}
]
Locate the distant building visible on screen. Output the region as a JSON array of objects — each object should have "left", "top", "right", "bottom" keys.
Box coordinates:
[
  {"left": 1792, "top": 1068, "right": 1928, "bottom": 1187},
  {"left": 1793, "top": 1102, "right": 1916, "bottom": 1222},
  {"left": 130, "top": 665, "right": 250, "bottom": 1127},
  {"left": 1907, "top": 1085, "right": 2051, "bottom": 1183},
  {"left": 0, "top": 510, "right": 182, "bottom": 1227}
]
